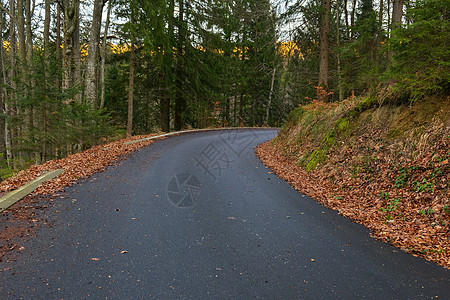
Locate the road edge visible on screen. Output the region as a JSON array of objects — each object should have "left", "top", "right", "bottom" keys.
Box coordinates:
[
  {"left": 124, "top": 127, "right": 279, "bottom": 145},
  {"left": 0, "top": 169, "right": 65, "bottom": 213}
]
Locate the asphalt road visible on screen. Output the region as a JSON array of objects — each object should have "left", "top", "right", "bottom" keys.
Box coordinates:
[{"left": 1, "top": 129, "right": 448, "bottom": 299}]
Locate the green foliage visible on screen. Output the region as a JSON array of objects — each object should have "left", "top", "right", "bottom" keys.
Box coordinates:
[
  {"left": 303, "top": 116, "right": 349, "bottom": 171},
  {"left": 0, "top": 154, "right": 14, "bottom": 181},
  {"left": 339, "top": 0, "right": 386, "bottom": 96},
  {"left": 394, "top": 166, "right": 416, "bottom": 188},
  {"left": 418, "top": 208, "right": 434, "bottom": 216},
  {"left": 443, "top": 205, "right": 450, "bottom": 214},
  {"left": 385, "top": 0, "right": 450, "bottom": 101},
  {"left": 412, "top": 179, "right": 434, "bottom": 193},
  {"left": 379, "top": 198, "right": 402, "bottom": 221}
]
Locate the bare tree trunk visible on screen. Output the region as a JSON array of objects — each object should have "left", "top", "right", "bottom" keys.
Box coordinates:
[
  {"left": 387, "top": 0, "right": 391, "bottom": 36},
  {"left": 56, "top": 2, "right": 62, "bottom": 89},
  {"left": 264, "top": 68, "right": 276, "bottom": 126},
  {"left": 73, "top": 3, "right": 81, "bottom": 102},
  {"left": 318, "top": 0, "right": 331, "bottom": 102},
  {"left": 392, "top": 0, "right": 404, "bottom": 29},
  {"left": 42, "top": 0, "right": 51, "bottom": 162},
  {"left": 337, "top": 0, "right": 343, "bottom": 101},
  {"left": 85, "top": 0, "right": 105, "bottom": 108},
  {"left": 344, "top": 0, "right": 350, "bottom": 38},
  {"left": 174, "top": 0, "right": 185, "bottom": 131},
  {"left": 379, "top": 0, "right": 384, "bottom": 32},
  {"left": 99, "top": 0, "right": 112, "bottom": 110},
  {"left": 5, "top": 0, "right": 16, "bottom": 166},
  {"left": 350, "top": 0, "right": 357, "bottom": 38},
  {"left": 62, "top": 0, "right": 79, "bottom": 92},
  {"left": 26, "top": 0, "right": 39, "bottom": 163},
  {"left": 0, "top": 10, "right": 7, "bottom": 162},
  {"left": 126, "top": 8, "right": 135, "bottom": 137},
  {"left": 160, "top": 0, "right": 175, "bottom": 132},
  {"left": 25, "top": 0, "right": 34, "bottom": 72},
  {"left": 239, "top": 93, "right": 244, "bottom": 127},
  {"left": 17, "top": 0, "right": 26, "bottom": 74}
]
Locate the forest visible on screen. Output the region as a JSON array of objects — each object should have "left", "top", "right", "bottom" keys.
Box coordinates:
[{"left": 0, "top": 0, "right": 448, "bottom": 179}]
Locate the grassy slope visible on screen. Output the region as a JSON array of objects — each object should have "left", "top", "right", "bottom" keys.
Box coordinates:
[{"left": 257, "top": 95, "right": 449, "bottom": 268}]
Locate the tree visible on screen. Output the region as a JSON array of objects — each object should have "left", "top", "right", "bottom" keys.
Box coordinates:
[
  {"left": 85, "top": 0, "right": 105, "bottom": 108},
  {"left": 60, "top": 0, "right": 80, "bottom": 92},
  {"left": 392, "top": 0, "right": 404, "bottom": 30},
  {"left": 127, "top": 4, "right": 135, "bottom": 137},
  {"left": 318, "top": 0, "right": 331, "bottom": 101}
]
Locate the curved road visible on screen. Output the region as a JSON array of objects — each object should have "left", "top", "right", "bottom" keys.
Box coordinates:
[{"left": 1, "top": 129, "right": 448, "bottom": 299}]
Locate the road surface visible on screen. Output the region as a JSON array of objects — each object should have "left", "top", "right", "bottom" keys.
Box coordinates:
[{"left": 1, "top": 129, "right": 448, "bottom": 299}]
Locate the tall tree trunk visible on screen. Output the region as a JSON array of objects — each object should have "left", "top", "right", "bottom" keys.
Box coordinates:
[
  {"left": 392, "top": 0, "right": 404, "bottom": 29},
  {"left": 6, "top": 0, "right": 16, "bottom": 166},
  {"left": 160, "top": 92, "right": 170, "bottom": 132},
  {"left": 85, "top": 0, "right": 104, "bottom": 108},
  {"left": 25, "top": 0, "right": 34, "bottom": 70},
  {"left": 73, "top": 2, "right": 81, "bottom": 102},
  {"left": 26, "top": 0, "right": 38, "bottom": 163},
  {"left": 264, "top": 68, "right": 276, "bottom": 126},
  {"left": 62, "top": 0, "right": 79, "bottom": 92},
  {"left": 99, "top": 0, "right": 112, "bottom": 110},
  {"left": 318, "top": 0, "right": 331, "bottom": 102},
  {"left": 0, "top": 11, "right": 6, "bottom": 162},
  {"left": 42, "top": 0, "right": 51, "bottom": 162},
  {"left": 56, "top": 2, "right": 62, "bottom": 89},
  {"left": 337, "top": 0, "right": 343, "bottom": 101},
  {"left": 17, "top": 0, "right": 26, "bottom": 75},
  {"left": 350, "top": 0, "right": 357, "bottom": 38},
  {"left": 126, "top": 7, "right": 135, "bottom": 137},
  {"left": 344, "top": 0, "right": 350, "bottom": 38},
  {"left": 379, "top": 0, "right": 384, "bottom": 32},
  {"left": 160, "top": 0, "right": 175, "bottom": 132},
  {"left": 174, "top": 0, "right": 185, "bottom": 131}
]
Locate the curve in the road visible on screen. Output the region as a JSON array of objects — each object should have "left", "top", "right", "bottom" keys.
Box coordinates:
[{"left": 0, "top": 129, "right": 448, "bottom": 299}]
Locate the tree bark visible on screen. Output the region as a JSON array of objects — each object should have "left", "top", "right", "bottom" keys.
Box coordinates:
[
  {"left": 264, "top": 68, "right": 276, "bottom": 126},
  {"left": 318, "top": 0, "right": 331, "bottom": 102},
  {"left": 392, "top": 0, "right": 404, "bottom": 29},
  {"left": 56, "top": 2, "right": 62, "bottom": 89},
  {"left": 42, "top": 0, "right": 51, "bottom": 162},
  {"left": 99, "top": 0, "right": 112, "bottom": 110},
  {"left": 6, "top": 0, "right": 16, "bottom": 165},
  {"left": 17, "top": 0, "right": 26, "bottom": 76},
  {"left": 126, "top": 6, "right": 135, "bottom": 137},
  {"left": 174, "top": 0, "right": 185, "bottom": 131},
  {"left": 350, "top": 0, "right": 357, "bottom": 38},
  {"left": 343, "top": 0, "right": 350, "bottom": 38},
  {"left": 336, "top": 0, "right": 343, "bottom": 101},
  {"left": 0, "top": 11, "right": 7, "bottom": 163},
  {"left": 379, "top": 0, "right": 384, "bottom": 32},
  {"left": 160, "top": 0, "right": 175, "bottom": 132},
  {"left": 61, "top": 0, "right": 79, "bottom": 92},
  {"left": 73, "top": 2, "right": 81, "bottom": 102},
  {"left": 85, "top": 0, "right": 105, "bottom": 108}
]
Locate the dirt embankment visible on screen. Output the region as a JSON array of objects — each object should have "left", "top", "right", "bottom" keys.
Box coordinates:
[{"left": 256, "top": 96, "right": 450, "bottom": 268}]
